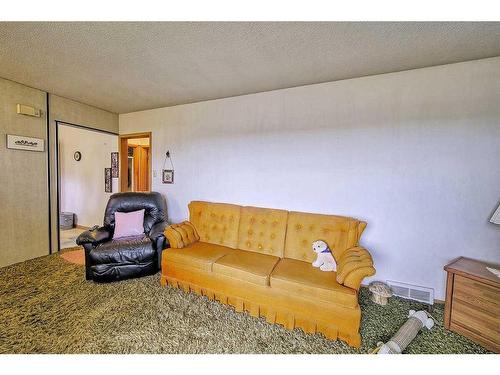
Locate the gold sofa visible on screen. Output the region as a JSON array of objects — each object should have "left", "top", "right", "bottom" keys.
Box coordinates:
[{"left": 161, "top": 201, "right": 375, "bottom": 347}]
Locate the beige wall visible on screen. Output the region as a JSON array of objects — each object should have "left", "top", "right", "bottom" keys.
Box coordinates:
[
  {"left": 50, "top": 95, "right": 118, "bottom": 134},
  {"left": 0, "top": 79, "right": 119, "bottom": 263},
  {"left": 48, "top": 95, "right": 118, "bottom": 253},
  {"left": 0, "top": 78, "right": 49, "bottom": 267},
  {"left": 120, "top": 57, "right": 500, "bottom": 300}
]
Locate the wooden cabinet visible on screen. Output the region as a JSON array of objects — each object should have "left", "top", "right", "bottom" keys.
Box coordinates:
[{"left": 444, "top": 257, "right": 500, "bottom": 353}]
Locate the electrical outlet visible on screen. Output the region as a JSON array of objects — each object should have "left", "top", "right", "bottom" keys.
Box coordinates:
[{"left": 153, "top": 170, "right": 157, "bottom": 178}]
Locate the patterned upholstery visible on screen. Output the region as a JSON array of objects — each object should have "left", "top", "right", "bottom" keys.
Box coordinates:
[
  {"left": 237, "top": 206, "right": 288, "bottom": 257},
  {"left": 188, "top": 201, "right": 241, "bottom": 248},
  {"left": 284, "top": 211, "right": 365, "bottom": 262}
]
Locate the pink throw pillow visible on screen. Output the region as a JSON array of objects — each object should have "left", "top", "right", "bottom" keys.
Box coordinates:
[{"left": 112, "top": 209, "right": 145, "bottom": 239}]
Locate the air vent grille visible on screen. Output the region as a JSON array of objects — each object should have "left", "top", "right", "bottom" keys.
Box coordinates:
[
  {"left": 387, "top": 280, "right": 434, "bottom": 305},
  {"left": 391, "top": 285, "right": 410, "bottom": 298}
]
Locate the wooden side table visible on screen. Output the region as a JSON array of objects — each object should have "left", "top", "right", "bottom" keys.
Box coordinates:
[{"left": 444, "top": 257, "right": 500, "bottom": 353}]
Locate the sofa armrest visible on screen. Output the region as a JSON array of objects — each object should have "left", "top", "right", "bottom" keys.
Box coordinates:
[
  {"left": 76, "top": 226, "right": 111, "bottom": 246},
  {"left": 164, "top": 221, "right": 200, "bottom": 249},
  {"left": 336, "top": 246, "right": 376, "bottom": 290}
]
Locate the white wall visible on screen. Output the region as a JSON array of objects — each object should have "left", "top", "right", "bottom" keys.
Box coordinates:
[
  {"left": 120, "top": 57, "right": 500, "bottom": 300},
  {"left": 59, "top": 125, "right": 118, "bottom": 228}
]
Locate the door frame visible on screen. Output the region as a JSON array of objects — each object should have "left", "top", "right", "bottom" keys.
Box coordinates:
[
  {"left": 118, "top": 132, "right": 152, "bottom": 192},
  {"left": 55, "top": 120, "right": 119, "bottom": 251}
]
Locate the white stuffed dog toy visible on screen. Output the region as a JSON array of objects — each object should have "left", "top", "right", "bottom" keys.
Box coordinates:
[{"left": 312, "top": 240, "right": 337, "bottom": 272}]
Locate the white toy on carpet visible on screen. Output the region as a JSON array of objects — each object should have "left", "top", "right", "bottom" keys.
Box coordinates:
[
  {"left": 374, "top": 310, "right": 435, "bottom": 354},
  {"left": 311, "top": 240, "right": 336, "bottom": 272}
]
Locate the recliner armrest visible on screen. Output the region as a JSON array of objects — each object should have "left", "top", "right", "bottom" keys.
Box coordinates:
[
  {"left": 149, "top": 222, "right": 168, "bottom": 270},
  {"left": 336, "top": 246, "right": 376, "bottom": 290},
  {"left": 76, "top": 226, "right": 111, "bottom": 246},
  {"left": 149, "top": 222, "right": 167, "bottom": 242},
  {"left": 164, "top": 221, "right": 199, "bottom": 249}
]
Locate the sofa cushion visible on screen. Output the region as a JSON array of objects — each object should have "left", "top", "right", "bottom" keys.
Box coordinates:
[
  {"left": 237, "top": 206, "right": 288, "bottom": 257},
  {"left": 284, "top": 211, "right": 365, "bottom": 262},
  {"left": 188, "top": 201, "right": 241, "bottom": 249},
  {"left": 270, "top": 258, "right": 358, "bottom": 308},
  {"left": 90, "top": 235, "right": 154, "bottom": 265},
  {"left": 213, "top": 249, "right": 280, "bottom": 286},
  {"left": 163, "top": 241, "right": 233, "bottom": 272}
]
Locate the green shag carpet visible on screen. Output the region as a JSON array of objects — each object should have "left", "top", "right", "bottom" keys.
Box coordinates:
[{"left": 0, "top": 251, "right": 491, "bottom": 354}]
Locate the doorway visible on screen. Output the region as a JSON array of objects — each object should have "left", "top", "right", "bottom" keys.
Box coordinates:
[
  {"left": 56, "top": 121, "right": 119, "bottom": 250},
  {"left": 119, "top": 132, "right": 152, "bottom": 192}
]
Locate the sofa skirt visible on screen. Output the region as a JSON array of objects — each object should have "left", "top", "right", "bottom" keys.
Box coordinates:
[{"left": 161, "top": 261, "right": 362, "bottom": 347}]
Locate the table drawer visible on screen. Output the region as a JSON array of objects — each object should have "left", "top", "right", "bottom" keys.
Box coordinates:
[
  {"left": 454, "top": 275, "right": 500, "bottom": 307},
  {"left": 451, "top": 298, "right": 500, "bottom": 344}
]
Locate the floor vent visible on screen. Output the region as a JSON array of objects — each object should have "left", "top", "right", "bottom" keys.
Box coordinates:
[{"left": 386, "top": 280, "right": 434, "bottom": 305}]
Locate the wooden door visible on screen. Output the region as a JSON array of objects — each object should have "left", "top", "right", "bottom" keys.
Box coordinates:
[{"left": 132, "top": 145, "right": 150, "bottom": 191}]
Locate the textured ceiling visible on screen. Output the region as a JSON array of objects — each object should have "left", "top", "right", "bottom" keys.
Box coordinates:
[{"left": 0, "top": 22, "right": 499, "bottom": 114}]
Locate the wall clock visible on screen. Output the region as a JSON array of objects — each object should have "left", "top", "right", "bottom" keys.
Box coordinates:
[{"left": 74, "top": 151, "right": 82, "bottom": 161}]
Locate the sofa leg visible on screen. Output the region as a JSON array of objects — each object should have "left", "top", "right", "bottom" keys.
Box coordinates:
[
  {"left": 347, "top": 333, "right": 362, "bottom": 348},
  {"left": 160, "top": 275, "right": 167, "bottom": 286}
]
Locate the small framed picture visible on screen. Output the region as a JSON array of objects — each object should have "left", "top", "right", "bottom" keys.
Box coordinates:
[
  {"left": 162, "top": 169, "right": 174, "bottom": 184},
  {"left": 7, "top": 134, "right": 45, "bottom": 152},
  {"left": 105, "top": 168, "right": 112, "bottom": 192},
  {"left": 111, "top": 152, "right": 119, "bottom": 177}
]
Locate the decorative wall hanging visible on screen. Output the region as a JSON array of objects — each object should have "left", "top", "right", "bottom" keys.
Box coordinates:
[
  {"left": 162, "top": 150, "right": 175, "bottom": 184},
  {"left": 74, "top": 151, "right": 82, "bottom": 161},
  {"left": 6, "top": 134, "right": 44, "bottom": 152},
  {"left": 111, "top": 152, "right": 119, "bottom": 177},
  {"left": 162, "top": 169, "right": 174, "bottom": 184},
  {"left": 105, "top": 168, "right": 112, "bottom": 193}
]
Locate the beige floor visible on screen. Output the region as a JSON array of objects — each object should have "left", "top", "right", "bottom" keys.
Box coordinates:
[{"left": 59, "top": 228, "right": 86, "bottom": 249}]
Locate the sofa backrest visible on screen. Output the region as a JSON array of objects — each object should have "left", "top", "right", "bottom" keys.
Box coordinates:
[
  {"left": 284, "top": 211, "right": 366, "bottom": 262},
  {"left": 237, "top": 206, "right": 288, "bottom": 257},
  {"left": 188, "top": 201, "right": 241, "bottom": 248},
  {"left": 187, "top": 201, "right": 367, "bottom": 262}
]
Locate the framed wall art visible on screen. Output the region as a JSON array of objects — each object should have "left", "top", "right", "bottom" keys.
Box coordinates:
[
  {"left": 162, "top": 169, "right": 174, "bottom": 184},
  {"left": 111, "top": 152, "right": 119, "bottom": 177},
  {"left": 105, "top": 168, "right": 112, "bottom": 193},
  {"left": 7, "top": 134, "right": 45, "bottom": 152}
]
